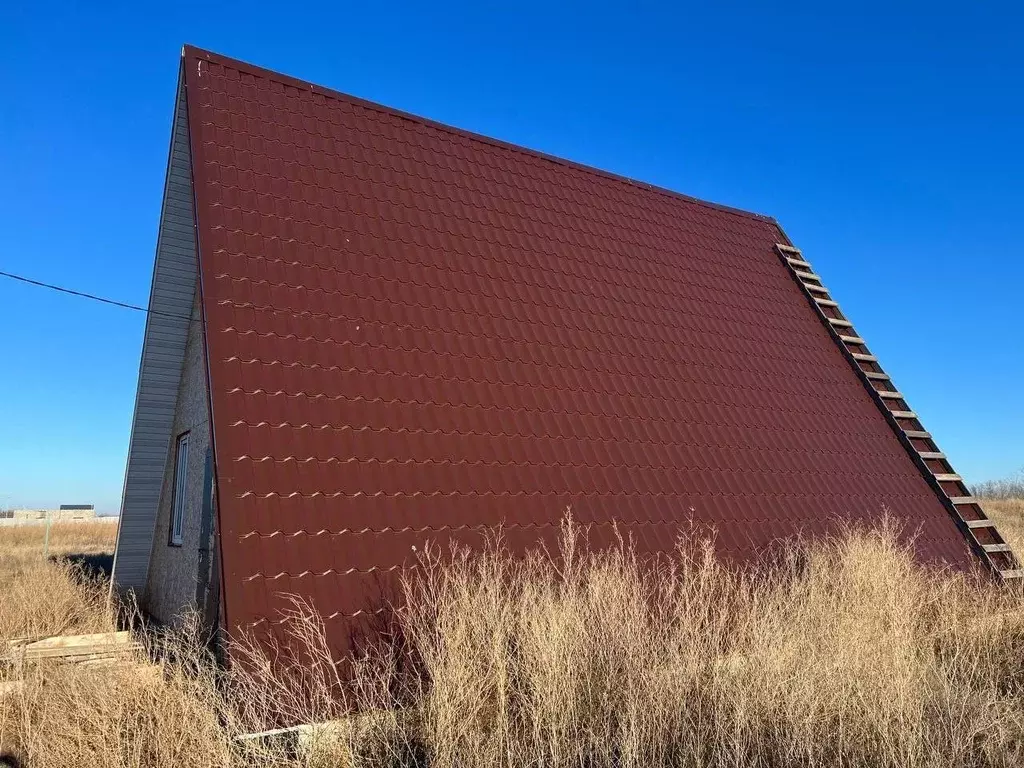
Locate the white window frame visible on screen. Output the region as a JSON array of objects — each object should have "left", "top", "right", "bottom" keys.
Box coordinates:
[{"left": 169, "top": 432, "right": 190, "bottom": 546}]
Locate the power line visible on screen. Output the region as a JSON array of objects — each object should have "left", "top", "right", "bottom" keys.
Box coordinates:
[{"left": 0, "top": 268, "right": 197, "bottom": 323}]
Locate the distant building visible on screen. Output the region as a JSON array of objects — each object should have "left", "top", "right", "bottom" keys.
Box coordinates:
[
  {"left": 60, "top": 504, "right": 96, "bottom": 512},
  {"left": 12, "top": 507, "right": 97, "bottom": 521}
]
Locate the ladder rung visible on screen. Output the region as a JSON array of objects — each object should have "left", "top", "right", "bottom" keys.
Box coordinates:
[
  {"left": 934, "top": 473, "right": 963, "bottom": 482},
  {"left": 918, "top": 451, "right": 946, "bottom": 460},
  {"left": 805, "top": 283, "right": 830, "bottom": 294},
  {"left": 840, "top": 335, "right": 865, "bottom": 344},
  {"left": 776, "top": 243, "right": 802, "bottom": 255},
  {"left": 890, "top": 410, "right": 917, "bottom": 419},
  {"left": 965, "top": 518, "right": 994, "bottom": 528},
  {"left": 828, "top": 317, "right": 853, "bottom": 327},
  {"left": 984, "top": 543, "right": 1013, "bottom": 553},
  {"left": 877, "top": 391, "right": 904, "bottom": 399},
  {"left": 786, "top": 256, "right": 812, "bottom": 269},
  {"left": 904, "top": 430, "right": 931, "bottom": 439},
  {"left": 815, "top": 297, "right": 839, "bottom": 307},
  {"left": 795, "top": 270, "right": 822, "bottom": 282},
  {"left": 852, "top": 353, "right": 878, "bottom": 362},
  {"left": 864, "top": 371, "right": 890, "bottom": 381},
  {"left": 951, "top": 496, "right": 980, "bottom": 506},
  {"left": 1000, "top": 569, "right": 1024, "bottom": 579}
]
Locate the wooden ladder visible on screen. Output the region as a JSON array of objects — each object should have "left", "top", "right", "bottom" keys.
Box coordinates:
[{"left": 774, "top": 243, "right": 1022, "bottom": 582}]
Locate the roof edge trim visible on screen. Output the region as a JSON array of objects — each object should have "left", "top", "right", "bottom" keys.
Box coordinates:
[
  {"left": 111, "top": 62, "right": 200, "bottom": 595},
  {"left": 770, "top": 236, "right": 1019, "bottom": 579}
]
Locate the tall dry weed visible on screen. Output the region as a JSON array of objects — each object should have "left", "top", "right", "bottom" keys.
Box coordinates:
[
  {"left": 0, "top": 614, "right": 231, "bottom": 768},
  {"left": 0, "top": 519, "right": 119, "bottom": 640},
  {"left": 0, "top": 559, "right": 114, "bottom": 641},
  {"left": 3, "top": 517, "right": 1024, "bottom": 768},
  {"left": 327, "top": 518, "right": 1024, "bottom": 768}
]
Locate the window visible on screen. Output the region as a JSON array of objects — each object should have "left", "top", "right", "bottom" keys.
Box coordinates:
[{"left": 169, "top": 432, "right": 190, "bottom": 546}]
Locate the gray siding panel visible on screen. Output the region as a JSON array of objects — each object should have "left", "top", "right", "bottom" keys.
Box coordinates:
[
  {"left": 111, "top": 66, "right": 200, "bottom": 595},
  {"left": 145, "top": 287, "right": 213, "bottom": 625}
]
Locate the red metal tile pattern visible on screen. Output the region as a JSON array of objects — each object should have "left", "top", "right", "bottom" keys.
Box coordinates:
[{"left": 182, "top": 48, "right": 979, "bottom": 647}]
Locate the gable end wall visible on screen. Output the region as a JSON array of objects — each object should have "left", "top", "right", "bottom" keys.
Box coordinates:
[{"left": 111, "top": 63, "right": 200, "bottom": 594}]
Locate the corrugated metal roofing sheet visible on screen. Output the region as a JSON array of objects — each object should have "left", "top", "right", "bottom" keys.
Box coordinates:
[{"left": 180, "top": 46, "right": 978, "bottom": 647}]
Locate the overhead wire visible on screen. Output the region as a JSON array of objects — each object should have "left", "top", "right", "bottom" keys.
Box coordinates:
[{"left": 0, "top": 268, "right": 197, "bottom": 323}]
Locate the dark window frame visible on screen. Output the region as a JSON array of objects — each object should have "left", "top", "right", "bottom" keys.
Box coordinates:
[{"left": 168, "top": 431, "right": 191, "bottom": 546}]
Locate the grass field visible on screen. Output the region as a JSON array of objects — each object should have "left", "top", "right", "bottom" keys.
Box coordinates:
[
  {"left": 0, "top": 519, "right": 117, "bottom": 556},
  {"left": 0, "top": 521, "right": 118, "bottom": 641},
  {"left": 984, "top": 497, "right": 1024, "bottom": 558},
  {"left": 2, "top": 508, "right": 1024, "bottom": 767}
]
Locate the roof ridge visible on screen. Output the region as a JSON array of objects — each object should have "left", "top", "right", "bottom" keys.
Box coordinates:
[{"left": 181, "top": 44, "right": 778, "bottom": 228}]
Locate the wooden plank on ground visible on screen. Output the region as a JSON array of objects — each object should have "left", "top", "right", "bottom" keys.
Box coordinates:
[
  {"left": 9, "top": 631, "right": 130, "bottom": 651},
  {"left": 21, "top": 644, "right": 142, "bottom": 661},
  {"left": 3, "top": 631, "right": 138, "bottom": 665}
]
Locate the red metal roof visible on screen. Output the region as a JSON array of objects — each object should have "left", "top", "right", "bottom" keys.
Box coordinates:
[{"left": 180, "top": 47, "right": 978, "bottom": 646}]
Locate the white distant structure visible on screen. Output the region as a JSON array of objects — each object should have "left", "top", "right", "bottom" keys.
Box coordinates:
[{"left": 11, "top": 504, "right": 97, "bottom": 521}]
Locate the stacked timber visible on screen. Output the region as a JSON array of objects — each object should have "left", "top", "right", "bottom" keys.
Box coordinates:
[{"left": 1, "top": 631, "right": 142, "bottom": 681}]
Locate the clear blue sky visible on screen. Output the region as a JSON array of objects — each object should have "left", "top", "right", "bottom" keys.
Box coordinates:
[{"left": 1, "top": 2, "right": 1021, "bottom": 514}]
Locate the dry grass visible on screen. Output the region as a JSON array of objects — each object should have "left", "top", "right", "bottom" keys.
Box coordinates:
[
  {"left": 0, "top": 559, "right": 114, "bottom": 642},
  {"left": 322, "top": 520, "right": 1024, "bottom": 768},
  {"left": 3, "top": 518, "right": 1024, "bottom": 767},
  {"left": 0, "top": 520, "right": 117, "bottom": 558},
  {"left": 0, "top": 520, "right": 118, "bottom": 643},
  {"left": 983, "top": 497, "right": 1024, "bottom": 559},
  {"left": 0, "top": 514, "right": 230, "bottom": 766},
  {"left": 0, "top": 619, "right": 232, "bottom": 768}
]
